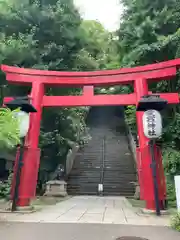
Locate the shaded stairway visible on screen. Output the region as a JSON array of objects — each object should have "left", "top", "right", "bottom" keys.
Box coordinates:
[{"left": 67, "top": 106, "right": 136, "bottom": 196}]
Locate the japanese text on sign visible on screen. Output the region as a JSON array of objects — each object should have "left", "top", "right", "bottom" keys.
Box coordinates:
[{"left": 142, "top": 110, "right": 162, "bottom": 139}]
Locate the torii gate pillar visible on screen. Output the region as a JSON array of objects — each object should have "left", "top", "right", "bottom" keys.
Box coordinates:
[
  {"left": 11, "top": 82, "right": 44, "bottom": 207},
  {"left": 135, "top": 78, "right": 165, "bottom": 210}
]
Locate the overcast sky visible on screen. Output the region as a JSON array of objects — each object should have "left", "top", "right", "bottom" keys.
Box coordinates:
[{"left": 74, "top": 0, "right": 124, "bottom": 31}]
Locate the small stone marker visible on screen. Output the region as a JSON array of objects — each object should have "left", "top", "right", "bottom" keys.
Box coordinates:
[{"left": 44, "top": 180, "right": 67, "bottom": 197}]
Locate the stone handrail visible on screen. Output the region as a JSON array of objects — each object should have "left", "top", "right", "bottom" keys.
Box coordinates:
[
  {"left": 66, "top": 144, "right": 79, "bottom": 175},
  {"left": 125, "top": 122, "right": 141, "bottom": 199},
  {"left": 125, "top": 121, "right": 137, "bottom": 164},
  {"left": 48, "top": 144, "right": 79, "bottom": 181}
]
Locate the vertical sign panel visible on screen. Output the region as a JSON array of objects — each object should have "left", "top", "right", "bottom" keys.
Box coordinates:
[
  {"left": 175, "top": 176, "right": 180, "bottom": 211},
  {"left": 143, "top": 110, "right": 162, "bottom": 139}
]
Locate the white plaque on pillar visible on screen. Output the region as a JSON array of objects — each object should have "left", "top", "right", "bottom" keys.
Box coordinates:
[{"left": 174, "top": 175, "right": 180, "bottom": 210}]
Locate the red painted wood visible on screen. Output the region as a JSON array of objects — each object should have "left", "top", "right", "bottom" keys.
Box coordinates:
[
  {"left": 135, "top": 79, "right": 151, "bottom": 208},
  {"left": 4, "top": 67, "right": 177, "bottom": 85},
  {"left": 3, "top": 97, "right": 14, "bottom": 103},
  {"left": 17, "top": 147, "right": 41, "bottom": 206},
  {"left": 135, "top": 78, "right": 162, "bottom": 210},
  {"left": 26, "top": 82, "right": 44, "bottom": 148},
  {"left": 83, "top": 86, "right": 94, "bottom": 96},
  {"left": 42, "top": 94, "right": 137, "bottom": 107},
  {"left": 3, "top": 93, "right": 179, "bottom": 107},
  {"left": 14, "top": 82, "right": 44, "bottom": 207},
  {"left": 134, "top": 78, "right": 167, "bottom": 210},
  {"left": 1, "top": 58, "right": 180, "bottom": 77},
  {"left": 154, "top": 146, "right": 167, "bottom": 202},
  {"left": 158, "top": 93, "right": 179, "bottom": 104}
]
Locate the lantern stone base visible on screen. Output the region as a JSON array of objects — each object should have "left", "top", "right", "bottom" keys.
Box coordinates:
[
  {"left": 1, "top": 202, "right": 35, "bottom": 213},
  {"left": 140, "top": 208, "right": 169, "bottom": 215},
  {"left": 15, "top": 205, "right": 35, "bottom": 213},
  {"left": 44, "top": 180, "right": 67, "bottom": 197}
]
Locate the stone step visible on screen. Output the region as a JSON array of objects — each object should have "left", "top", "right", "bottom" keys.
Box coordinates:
[
  {"left": 67, "top": 188, "right": 135, "bottom": 197},
  {"left": 70, "top": 168, "right": 136, "bottom": 173},
  {"left": 68, "top": 176, "right": 136, "bottom": 182},
  {"left": 67, "top": 106, "right": 136, "bottom": 196},
  {"left": 67, "top": 184, "right": 135, "bottom": 192}
]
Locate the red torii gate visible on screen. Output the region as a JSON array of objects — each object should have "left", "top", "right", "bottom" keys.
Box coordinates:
[{"left": 2, "top": 58, "right": 180, "bottom": 210}]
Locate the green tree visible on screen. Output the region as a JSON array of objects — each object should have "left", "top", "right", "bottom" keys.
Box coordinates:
[
  {"left": 80, "top": 20, "right": 119, "bottom": 70},
  {"left": 0, "top": 108, "right": 20, "bottom": 149},
  {"left": 118, "top": 0, "right": 180, "bottom": 67},
  {"left": 117, "top": 0, "right": 180, "bottom": 204},
  {"left": 0, "top": 0, "right": 89, "bottom": 180},
  {"left": 0, "top": 0, "right": 119, "bottom": 188}
]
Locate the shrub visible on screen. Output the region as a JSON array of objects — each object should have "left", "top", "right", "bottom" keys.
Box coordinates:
[
  {"left": 0, "top": 108, "right": 20, "bottom": 149},
  {"left": 0, "top": 171, "right": 13, "bottom": 199},
  {"left": 171, "top": 212, "right": 180, "bottom": 231}
]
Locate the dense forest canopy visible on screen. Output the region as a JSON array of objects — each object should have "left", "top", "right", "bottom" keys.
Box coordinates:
[
  {"left": 118, "top": 0, "right": 180, "bottom": 205},
  {"left": 0, "top": 0, "right": 180, "bottom": 204},
  {"left": 0, "top": 0, "right": 119, "bottom": 183}
]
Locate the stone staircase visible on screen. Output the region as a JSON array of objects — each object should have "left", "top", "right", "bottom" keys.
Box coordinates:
[{"left": 67, "top": 106, "right": 136, "bottom": 196}]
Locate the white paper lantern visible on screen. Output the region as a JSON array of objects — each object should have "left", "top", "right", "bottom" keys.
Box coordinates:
[
  {"left": 142, "top": 109, "right": 162, "bottom": 139},
  {"left": 13, "top": 111, "right": 30, "bottom": 138}
]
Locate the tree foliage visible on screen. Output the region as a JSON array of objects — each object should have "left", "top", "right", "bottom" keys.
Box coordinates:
[
  {"left": 118, "top": 0, "right": 180, "bottom": 67},
  {"left": 171, "top": 212, "right": 180, "bottom": 231},
  {"left": 0, "top": 108, "right": 20, "bottom": 149},
  {"left": 0, "top": 0, "right": 119, "bottom": 183},
  {"left": 0, "top": 0, "right": 90, "bottom": 175},
  {"left": 80, "top": 20, "right": 120, "bottom": 70},
  {"left": 118, "top": 0, "right": 180, "bottom": 204}
]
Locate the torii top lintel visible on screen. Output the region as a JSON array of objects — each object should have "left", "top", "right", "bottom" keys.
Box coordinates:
[{"left": 1, "top": 58, "right": 180, "bottom": 86}]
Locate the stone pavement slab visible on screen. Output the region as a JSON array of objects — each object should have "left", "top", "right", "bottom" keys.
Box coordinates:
[
  {"left": 0, "top": 196, "right": 170, "bottom": 226},
  {"left": 0, "top": 223, "right": 179, "bottom": 240}
]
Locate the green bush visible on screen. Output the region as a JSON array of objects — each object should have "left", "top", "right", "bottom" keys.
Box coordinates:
[
  {"left": 0, "top": 108, "right": 20, "bottom": 149},
  {"left": 163, "top": 148, "right": 180, "bottom": 206},
  {"left": 166, "top": 182, "right": 177, "bottom": 208},
  {"left": 0, "top": 172, "right": 13, "bottom": 199},
  {"left": 171, "top": 212, "right": 180, "bottom": 232}
]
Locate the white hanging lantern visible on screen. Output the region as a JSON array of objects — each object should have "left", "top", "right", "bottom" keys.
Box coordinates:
[
  {"left": 13, "top": 111, "right": 30, "bottom": 138},
  {"left": 142, "top": 109, "right": 162, "bottom": 139}
]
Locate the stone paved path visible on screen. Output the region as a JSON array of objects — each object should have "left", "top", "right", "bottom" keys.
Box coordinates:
[
  {"left": 0, "top": 223, "right": 179, "bottom": 240},
  {"left": 0, "top": 196, "right": 170, "bottom": 226}
]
